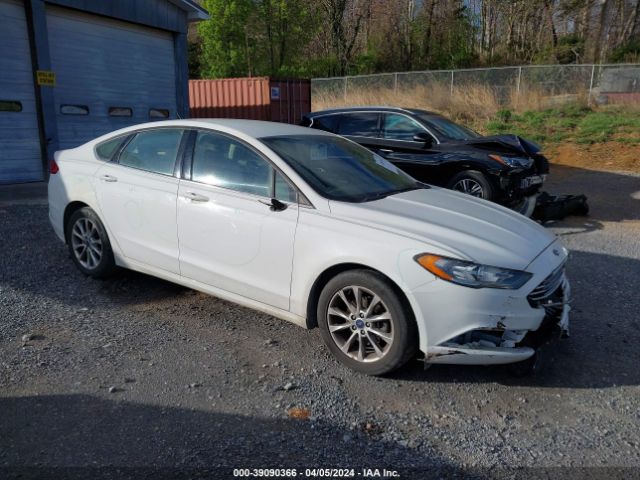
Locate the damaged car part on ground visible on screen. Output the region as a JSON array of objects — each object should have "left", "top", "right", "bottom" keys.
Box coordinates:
[
  {"left": 48, "top": 119, "right": 571, "bottom": 375},
  {"left": 532, "top": 192, "right": 590, "bottom": 223},
  {"left": 301, "top": 106, "right": 550, "bottom": 216}
]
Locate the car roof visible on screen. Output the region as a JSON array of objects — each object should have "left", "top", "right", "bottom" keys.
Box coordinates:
[
  {"left": 188, "top": 118, "right": 330, "bottom": 137},
  {"left": 101, "top": 119, "right": 332, "bottom": 140},
  {"left": 307, "top": 106, "right": 439, "bottom": 117}
]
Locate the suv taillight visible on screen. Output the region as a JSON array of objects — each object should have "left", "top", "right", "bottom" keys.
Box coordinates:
[{"left": 50, "top": 159, "right": 59, "bottom": 174}]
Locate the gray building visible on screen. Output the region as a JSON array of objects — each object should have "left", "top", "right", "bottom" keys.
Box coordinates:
[{"left": 0, "top": 0, "right": 208, "bottom": 184}]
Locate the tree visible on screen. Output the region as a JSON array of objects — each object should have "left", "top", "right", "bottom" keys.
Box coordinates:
[
  {"left": 198, "top": 0, "right": 255, "bottom": 78},
  {"left": 189, "top": 0, "right": 640, "bottom": 79},
  {"left": 320, "top": 0, "right": 366, "bottom": 75}
]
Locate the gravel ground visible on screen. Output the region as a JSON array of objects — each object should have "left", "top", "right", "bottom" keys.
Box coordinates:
[{"left": 1, "top": 165, "right": 639, "bottom": 479}]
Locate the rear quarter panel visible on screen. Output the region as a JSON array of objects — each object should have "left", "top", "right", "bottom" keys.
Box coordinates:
[{"left": 48, "top": 145, "right": 108, "bottom": 243}]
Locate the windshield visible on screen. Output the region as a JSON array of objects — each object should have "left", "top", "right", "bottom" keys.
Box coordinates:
[
  {"left": 416, "top": 114, "right": 480, "bottom": 141},
  {"left": 261, "top": 135, "right": 423, "bottom": 202}
]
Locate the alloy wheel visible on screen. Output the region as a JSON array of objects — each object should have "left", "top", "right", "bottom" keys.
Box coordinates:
[
  {"left": 326, "top": 285, "right": 394, "bottom": 363},
  {"left": 70, "top": 217, "right": 103, "bottom": 270},
  {"left": 452, "top": 178, "right": 484, "bottom": 197}
]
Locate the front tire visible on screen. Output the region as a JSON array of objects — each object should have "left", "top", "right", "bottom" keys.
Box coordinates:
[
  {"left": 317, "top": 269, "right": 418, "bottom": 375},
  {"left": 447, "top": 170, "right": 494, "bottom": 201},
  {"left": 66, "top": 207, "right": 116, "bottom": 278}
]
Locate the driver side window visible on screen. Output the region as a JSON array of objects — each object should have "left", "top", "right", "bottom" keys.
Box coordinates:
[
  {"left": 383, "top": 114, "right": 427, "bottom": 141},
  {"left": 191, "top": 131, "right": 300, "bottom": 203},
  {"left": 191, "top": 131, "right": 273, "bottom": 198}
]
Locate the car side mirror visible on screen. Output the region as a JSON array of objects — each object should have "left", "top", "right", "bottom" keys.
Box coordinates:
[{"left": 413, "top": 132, "right": 433, "bottom": 147}]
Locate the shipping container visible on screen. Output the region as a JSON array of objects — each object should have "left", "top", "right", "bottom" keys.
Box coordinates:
[{"left": 189, "top": 77, "right": 311, "bottom": 124}]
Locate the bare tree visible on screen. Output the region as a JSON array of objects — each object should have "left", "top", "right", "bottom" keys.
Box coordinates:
[{"left": 320, "top": 0, "right": 366, "bottom": 75}]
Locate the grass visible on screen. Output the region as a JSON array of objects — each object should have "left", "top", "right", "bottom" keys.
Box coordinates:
[
  {"left": 314, "top": 83, "right": 503, "bottom": 121},
  {"left": 480, "top": 104, "right": 640, "bottom": 145},
  {"left": 312, "top": 83, "right": 640, "bottom": 146}
]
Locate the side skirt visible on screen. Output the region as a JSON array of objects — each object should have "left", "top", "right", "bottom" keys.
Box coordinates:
[{"left": 114, "top": 256, "right": 308, "bottom": 329}]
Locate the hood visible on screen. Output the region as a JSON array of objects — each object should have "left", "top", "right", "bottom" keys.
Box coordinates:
[
  {"left": 329, "top": 187, "right": 555, "bottom": 270},
  {"left": 458, "top": 134, "right": 541, "bottom": 156}
]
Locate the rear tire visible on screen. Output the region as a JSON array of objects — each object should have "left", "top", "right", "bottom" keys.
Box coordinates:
[
  {"left": 66, "top": 207, "right": 116, "bottom": 278},
  {"left": 447, "top": 170, "right": 495, "bottom": 201},
  {"left": 317, "top": 269, "right": 418, "bottom": 376}
]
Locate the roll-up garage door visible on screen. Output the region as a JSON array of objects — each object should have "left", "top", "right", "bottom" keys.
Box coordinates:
[
  {"left": 46, "top": 6, "right": 178, "bottom": 150},
  {"left": 0, "top": 0, "right": 43, "bottom": 184}
]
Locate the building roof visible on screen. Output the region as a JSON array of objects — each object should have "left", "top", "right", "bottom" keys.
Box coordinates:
[{"left": 169, "top": 0, "right": 209, "bottom": 21}]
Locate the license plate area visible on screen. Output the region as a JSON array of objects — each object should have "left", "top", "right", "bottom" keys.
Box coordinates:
[{"left": 521, "top": 175, "right": 544, "bottom": 188}]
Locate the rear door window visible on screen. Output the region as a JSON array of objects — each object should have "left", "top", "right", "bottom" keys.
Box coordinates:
[
  {"left": 337, "top": 112, "right": 380, "bottom": 137},
  {"left": 118, "top": 129, "right": 183, "bottom": 175},
  {"left": 311, "top": 115, "right": 339, "bottom": 133},
  {"left": 95, "top": 136, "right": 126, "bottom": 161}
]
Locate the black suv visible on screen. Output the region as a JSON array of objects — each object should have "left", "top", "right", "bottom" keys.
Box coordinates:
[{"left": 301, "top": 107, "right": 549, "bottom": 214}]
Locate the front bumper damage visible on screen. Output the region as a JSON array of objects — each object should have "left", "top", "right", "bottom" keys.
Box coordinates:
[
  {"left": 425, "top": 277, "right": 570, "bottom": 365},
  {"left": 500, "top": 171, "right": 545, "bottom": 199},
  {"left": 417, "top": 240, "right": 570, "bottom": 366}
]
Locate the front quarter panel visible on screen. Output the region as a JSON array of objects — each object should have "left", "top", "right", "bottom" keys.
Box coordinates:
[
  {"left": 290, "top": 208, "right": 445, "bottom": 351},
  {"left": 291, "top": 206, "right": 568, "bottom": 356}
]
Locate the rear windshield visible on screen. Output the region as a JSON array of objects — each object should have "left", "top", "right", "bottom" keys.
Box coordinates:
[
  {"left": 261, "top": 135, "right": 422, "bottom": 203},
  {"left": 416, "top": 114, "right": 480, "bottom": 141}
]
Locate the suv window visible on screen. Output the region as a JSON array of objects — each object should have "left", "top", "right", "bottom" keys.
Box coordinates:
[
  {"left": 192, "top": 131, "right": 273, "bottom": 198},
  {"left": 311, "top": 115, "right": 339, "bottom": 133},
  {"left": 337, "top": 112, "right": 379, "bottom": 137},
  {"left": 118, "top": 129, "right": 183, "bottom": 175},
  {"left": 383, "top": 114, "right": 426, "bottom": 141}
]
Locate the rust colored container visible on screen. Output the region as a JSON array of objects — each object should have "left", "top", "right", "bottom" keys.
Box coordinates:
[
  {"left": 189, "top": 77, "right": 311, "bottom": 124},
  {"left": 600, "top": 92, "right": 640, "bottom": 104}
]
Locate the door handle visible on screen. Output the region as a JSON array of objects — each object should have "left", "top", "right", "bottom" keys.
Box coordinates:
[
  {"left": 184, "top": 192, "right": 209, "bottom": 203},
  {"left": 100, "top": 174, "right": 118, "bottom": 182}
]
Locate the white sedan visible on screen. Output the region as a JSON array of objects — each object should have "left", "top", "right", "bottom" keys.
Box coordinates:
[{"left": 48, "top": 120, "right": 570, "bottom": 375}]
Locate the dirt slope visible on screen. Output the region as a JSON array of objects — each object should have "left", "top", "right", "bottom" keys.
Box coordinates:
[{"left": 546, "top": 142, "right": 640, "bottom": 173}]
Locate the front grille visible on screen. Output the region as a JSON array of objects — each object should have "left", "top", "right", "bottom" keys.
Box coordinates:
[{"left": 527, "top": 262, "right": 566, "bottom": 307}]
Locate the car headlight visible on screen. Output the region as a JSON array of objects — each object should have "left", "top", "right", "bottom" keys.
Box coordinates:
[
  {"left": 489, "top": 154, "right": 534, "bottom": 169},
  {"left": 414, "top": 254, "right": 532, "bottom": 289}
]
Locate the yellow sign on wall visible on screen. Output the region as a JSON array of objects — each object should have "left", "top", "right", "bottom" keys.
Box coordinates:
[{"left": 36, "top": 70, "right": 56, "bottom": 87}]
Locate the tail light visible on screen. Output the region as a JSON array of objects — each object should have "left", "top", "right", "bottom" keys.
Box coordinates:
[{"left": 50, "top": 159, "right": 59, "bottom": 174}]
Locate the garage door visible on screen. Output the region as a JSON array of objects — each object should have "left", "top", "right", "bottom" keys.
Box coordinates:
[
  {"left": 47, "top": 7, "right": 177, "bottom": 150},
  {"left": 0, "top": 0, "right": 43, "bottom": 184}
]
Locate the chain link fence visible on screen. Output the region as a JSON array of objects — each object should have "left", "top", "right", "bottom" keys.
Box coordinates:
[{"left": 312, "top": 64, "right": 640, "bottom": 107}]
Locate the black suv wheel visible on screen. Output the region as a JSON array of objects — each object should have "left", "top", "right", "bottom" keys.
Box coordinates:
[{"left": 447, "top": 170, "right": 495, "bottom": 200}]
